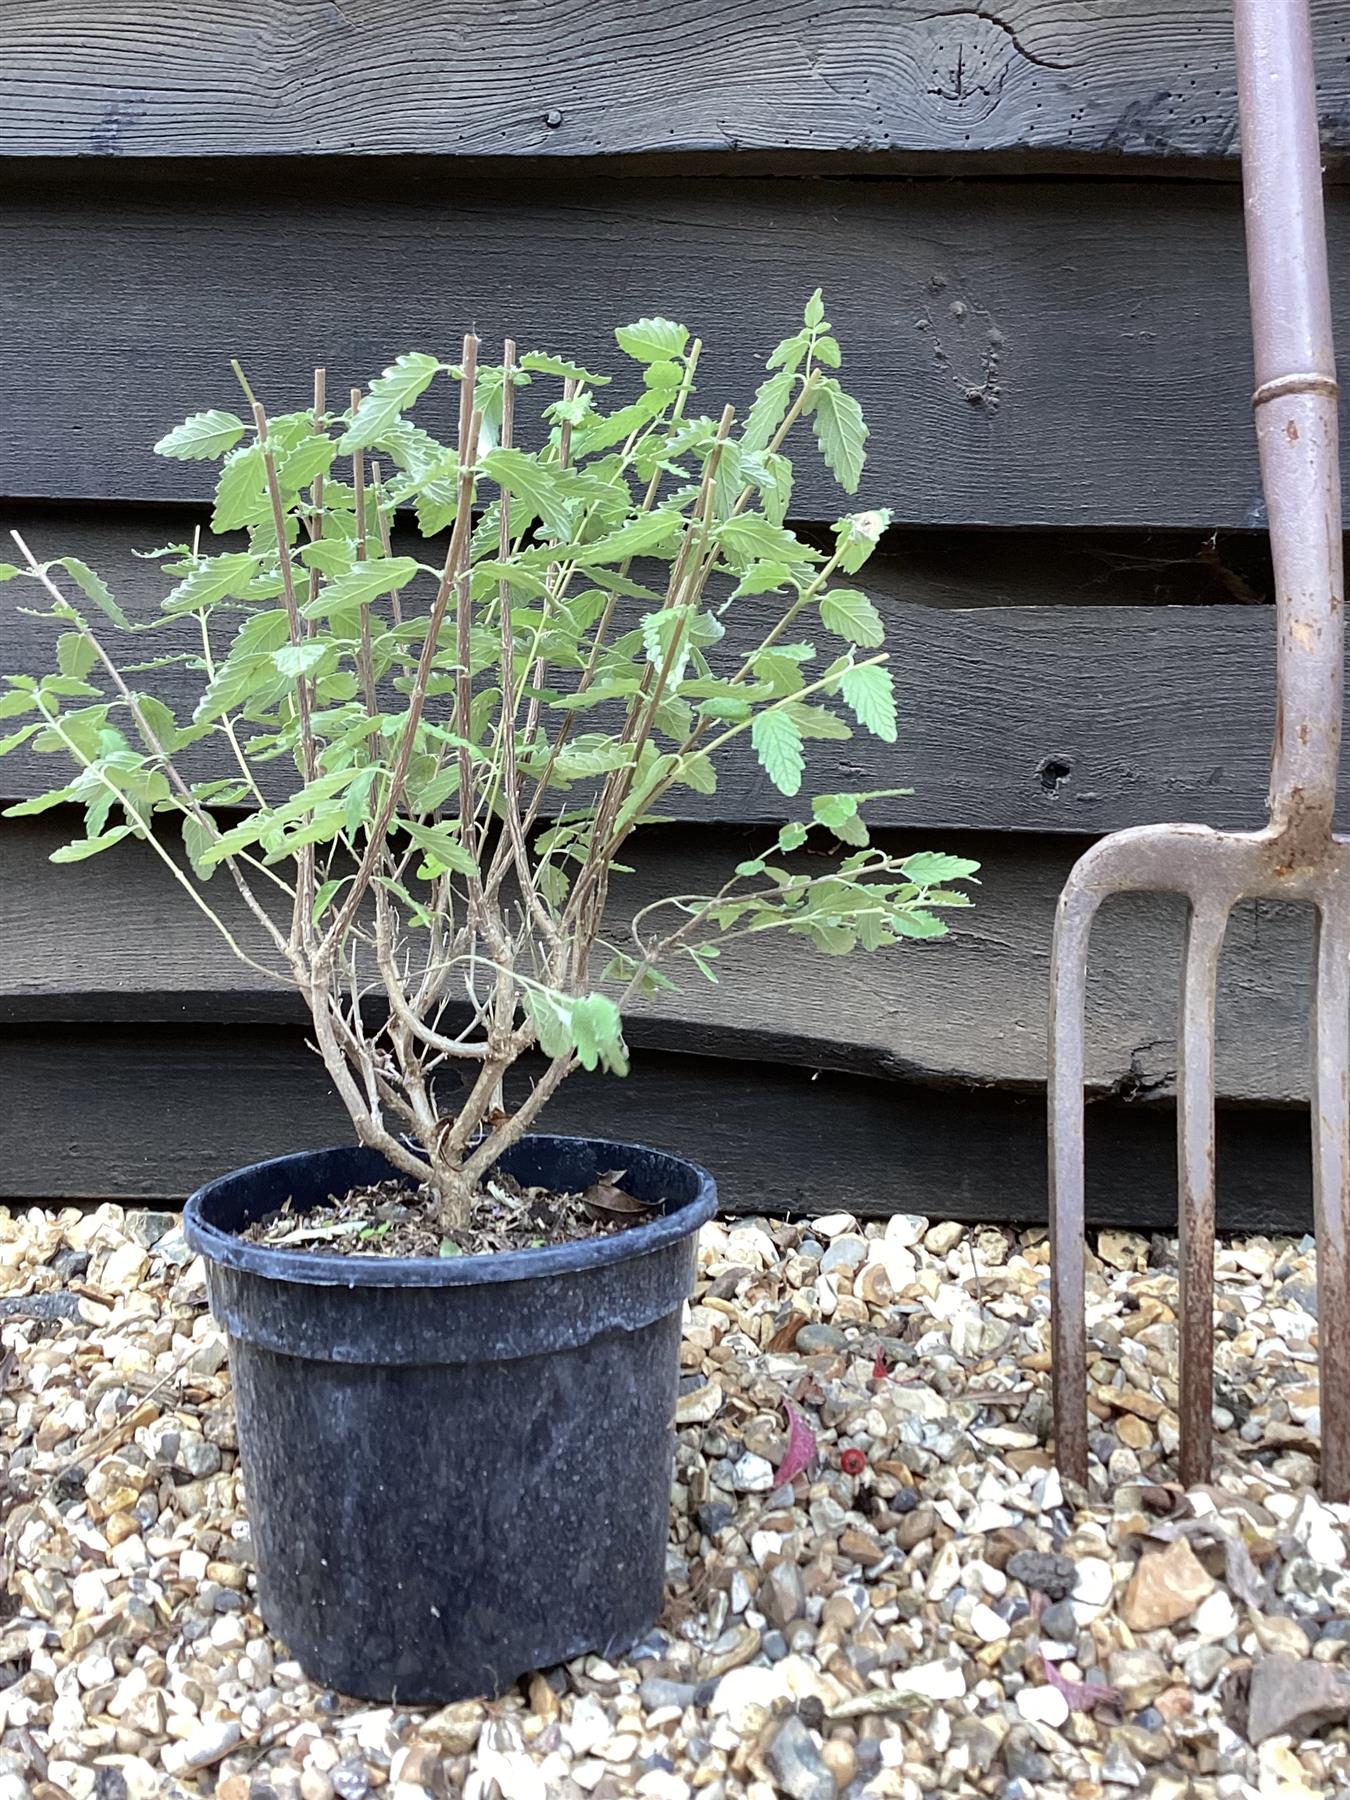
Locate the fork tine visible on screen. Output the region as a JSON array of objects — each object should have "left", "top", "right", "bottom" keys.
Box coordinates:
[
  {"left": 1048, "top": 880, "right": 1100, "bottom": 1489},
  {"left": 1312, "top": 903, "right": 1350, "bottom": 1500},
  {"left": 1176, "top": 901, "right": 1229, "bottom": 1490}
]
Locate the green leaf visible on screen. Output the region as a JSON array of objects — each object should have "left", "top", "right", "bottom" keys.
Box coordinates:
[
  {"left": 812, "top": 336, "right": 842, "bottom": 369},
  {"left": 182, "top": 813, "right": 218, "bottom": 881},
  {"left": 50, "top": 826, "right": 134, "bottom": 862},
  {"left": 570, "top": 992, "right": 629, "bottom": 1074},
  {"left": 833, "top": 509, "right": 893, "bottom": 574},
  {"left": 311, "top": 876, "right": 345, "bottom": 926},
  {"left": 819, "top": 588, "right": 885, "bottom": 648},
  {"left": 56, "top": 632, "right": 97, "bottom": 679},
  {"left": 482, "top": 448, "right": 574, "bottom": 539},
  {"left": 778, "top": 820, "right": 808, "bottom": 852},
  {"left": 161, "top": 552, "right": 260, "bottom": 616},
  {"left": 614, "top": 317, "right": 689, "bottom": 364},
  {"left": 212, "top": 443, "right": 269, "bottom": 533},
  {"left": 273, "top": 640, "right": 332, "bottom": 680},
  {"left": 729, "top": 560, "right": 795, "bottom": 600},
  {"left": 4, "top": 784, "right": 79, "bottom": 818},
  {"left": 58, "top": 559, "right": 130, "bottom": 631},
  {"left": 278, "top": 435, "right": 338, "bottom": 491},
  {"left": 298, "top": 538, "right": 355, "bottom": 578},
  {"left": 751, "top": 709, "right": 805, "bottom": 797},
  {"left": 303, "top": 557, "right": 421, "bottom": 619},
  {"left": 154, "top": 409, "right": 247, "bottom": 462},
  {"left": 811, "top": 792, "right": 859, "bottom": 831},
  {"left": 395, "top": 817, "right": 478, "bottom": 878},
  {"left": 804, "top": 289, "right": 827, "bottom": 329},
  {"left": 0, "top": 563, "right": 21, "bottom": 581},
  {"left": 891, "top": 910, "right": 949, "bottom": 940},
  {"left": 718, "top": 514, "right": 816, "bottom": 569},
  {"left": 840, "top": 663, "right": 897, "bottom": 741},
  {"left": 735, "top": 857, "right": 766, "bottom": 877},
  {"left": 742, "top": 370, "right": 795, "bottom": 455},
  {"left": 783, "top": 701, "right": 851, "bottom": 741},
  {"left": 570, "top": 511, "right": 683, "bottom": 565},
  {"left": 0, "top": 689, "right": 36, "bottom": 720},
  {"left": 807, "top": 379, "right": 868, "bottom": 493},
  {"left": 766, "top": 331, "right": 810, "bottom": 375},
  {"left": 900, "top": 851, "right": 981, "bottom": 885},
  {"left": 338, "top": 353, "right": 443, "bottom": 450},
  {"left": 519, "top": 351, "right": 610, "bottom": 386}
]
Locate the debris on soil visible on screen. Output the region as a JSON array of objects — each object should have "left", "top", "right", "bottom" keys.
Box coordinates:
[
  {"left": 4, "top": 1203, "right": 1350, "bottom": 1800},
  {"left": 240, "top": 1168, "right": 657, "bottom": 1259}
]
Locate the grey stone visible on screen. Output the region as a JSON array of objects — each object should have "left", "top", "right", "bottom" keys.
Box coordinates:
[
  {"left": 126, "top": 1210, "right": 179, "bottom": 1248},
  {"left": 639, "top": 1677, "right": 697, "bottom": 1711},
  {"left": 762, "top": 1630, "right": 789, "bottom": 1662},
  {"left": 1040, "top": 1600, "right": 1078, "bottom": 1643},
  {"left": 795, "top": 1324, "right": 848, "bottom": 1354},
  {"left": 761, "top": 1560, "right": 807, "bottom": 1629},
  {"left": 819, "top": 1236, "right": 867, "bottom": 1275},
  {"left": 1246, "top": 1655, "right": 1350, "bottom": 1744},
  {"left": 764, "top": 1714, "right": 837, "bottom": 1800},
  {"left": 1005, "top": 1550, "right": 1077, "bottom": 1601}
]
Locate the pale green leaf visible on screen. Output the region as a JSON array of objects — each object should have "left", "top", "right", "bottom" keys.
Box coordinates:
[
  {"left": 819, "top": 588, "right": 885, "bottom": 648},
  {"left": 154, "top": 409, "right": 247, "bottom": 462},
  {"left": 58, "top": 559, "right": 130, "bottom": 630},
  {"left": 519, "top": 351, "right": 610, "bottom": 386},
  {"left": 161, "top": 552, "right": 260, "bottom": 616},
  {"left": 182, "top": 813, "right": 217, "bottom": 881},
  {"left": 56, "top": 632, "right": 97, "bottom": 679},
  {"left": 742, "top": 370, "right": 795, "bottom": 455},
  {"left": 807, "top": 378, "right": 868, "bottom": 493},
  {"left": 614, "top": 317, "right": 689, "bottom": 363},
  {"left": 303, "top": 557, "right": 421, "bottom": 619},
  {"left": 338, "top": 353, "right": 443, "bottom": 450},
  {"left": 833, "top": 509, "right": 893, "bottom": 574},
  {"left": 751, "top": 709, "right": 805, "bottom": 797},
  {"left": 840, "top": 663, "right": 896, "bottom": 741},
  {"left": 50, "top": 826, "right": 134, "bottom": 862},
  {"left": 212, "top": 443, "right": 269, "bottom": 532},
  {"left": 900, "top": 851, "right": 981, "bottom": 885}
]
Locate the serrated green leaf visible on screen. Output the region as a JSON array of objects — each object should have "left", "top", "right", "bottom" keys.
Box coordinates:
[
  {"left": 56, "top": 632, "right": 97, "bottom": 680},
  {"left": 840, "top": 663, "right": 896, "bottom": 741},
  {"left": 273, "top": 640, "right": 332, "bottom": 680},
  {"left": 766, "top": 331, "right": 810, "bottom": 374},
  {"left": 338, "top": 353, "right": 442, "bottom": 450},
  {"left": 804, "top": 289, "right": 827, "bottom": 329},
  {"left": 298, "top": 538, "right": 356, "bottom": 578},
  {"left": 212, "top": 443, "right": 269, "bottom": 533},
  {"left": 57, "top": 559, "right": 130, "bottom": 631},
  {"left": 3, "top": 784, "right": 79, "bottom": 817},
  {"left": 154, "top": 409, "right": 247, "bottom": 462},
  {"left": 751, "top": 709, "right": 805, "bottom": 797},
  {"left": 778, "top": 821, "right": 808, "bottom": 852},
  {"left": 182, "top": 812, "right": 218, "bottom": 881},
  {"left": 811, "top": 793, "right": 859, "bottom": 830},
  {"left": 819, "top": 587, "right": 885, "bottom": 648},
  {"left": 161, "top": 552, "right": 260, "bottom": 616},
  {"left": 519, "top": 351, "right": 611, "bottom": 386},
  {"left": 807, "top": 378, "right": 868, "bottom": 493},
  {"left": 742, "top": 370, "right": 795, "bottom": 455},
  {"left": 50, "top": 826, "right": 134, "bottom": 862},
  {"left": 570, "top": 511, "right": 683, "bottom": 565},
  {"left": 278, "top": 435, "right": 338, "bottom": 491},
  {"left": 718, "top": 514, "right": 817, "bottom": 569},
  {"left": 303, "top": 557, "right": 421, "bottom": 619},
  {"left": 395, "top": 817, "right": 478, "bottom": 878},
  {"left": 900, "top": 851, "right": 981, "bottom": 885},
  {"left": 891, "top": 910, "right": 948, "bottom": 939},
  {"left": 614, "top": 317, "right": 689, "bottom": 363}
]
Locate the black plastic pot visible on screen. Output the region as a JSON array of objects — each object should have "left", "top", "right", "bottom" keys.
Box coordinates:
[{"left": 183, "top": 1133, "right": 716, "bottom": 1703}]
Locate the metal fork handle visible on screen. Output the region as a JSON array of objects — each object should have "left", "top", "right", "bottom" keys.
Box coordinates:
[{"left": 1237, "top": 0, "right": 1344, "bottom": 836}]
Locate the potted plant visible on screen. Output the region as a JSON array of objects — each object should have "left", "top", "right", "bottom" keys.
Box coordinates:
[{"left": 0, "top": 295, "right": 977, "bottom": 1702}]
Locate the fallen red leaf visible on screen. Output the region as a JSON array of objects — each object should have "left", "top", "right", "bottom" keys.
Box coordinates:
[
  {"left": 774, "top": 1399, "right": 818, "bottom": 1488},
  {"left": 1039, "top": 1654, "right": 1120, "bottom": 1713},
  {"left": 871, "top": 1351, "right": 889, "bottom": 1381}
]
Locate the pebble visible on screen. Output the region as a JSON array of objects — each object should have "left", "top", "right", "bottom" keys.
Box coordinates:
[{"left": 1, "top": 1202, "right": 1343, "bottom": 1799}]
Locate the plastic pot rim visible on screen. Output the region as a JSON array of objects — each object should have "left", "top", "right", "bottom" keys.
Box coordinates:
[{"left": 183, "top": 1132, "right": 717, "bottom": 1291}]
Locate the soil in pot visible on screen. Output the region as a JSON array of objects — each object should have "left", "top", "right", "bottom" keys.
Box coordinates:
[{"left": 240, "top": 1165, "right": 656, "bottom": 1259}]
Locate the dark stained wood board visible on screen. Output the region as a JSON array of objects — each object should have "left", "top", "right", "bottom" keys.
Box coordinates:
[
  {"left": 0, "top": 572, "right": 1323, "bottom": 835},
  {"left": 0, "top": 816, "right": 1325, "bottom": 1108},
  {"left": 0, "top": 1023, "right": 1313, "bottom": 1233},
  {"left": 5, "top": 169, "right": 1348, "bottom": 529},
  {"left": 2, "top": 2, "right": 1349, "bottom": 164}
]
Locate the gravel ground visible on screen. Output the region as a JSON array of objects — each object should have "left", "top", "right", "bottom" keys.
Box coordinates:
[{"left": 3, "top": 1201, "right": 1350, "bottom": 1800}]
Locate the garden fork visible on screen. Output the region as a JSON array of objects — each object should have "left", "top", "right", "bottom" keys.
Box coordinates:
[{"left": 1049, "top": 0, "right": 1350, "bottom": 1499}]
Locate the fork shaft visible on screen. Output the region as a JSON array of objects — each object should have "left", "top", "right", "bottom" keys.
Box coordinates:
[
  {"left": 1312, "top": 907, "right": 1350, "bottom": 1499},
  {"left": 1176, "top": 903, "right": 1229, "bottom": 1489},
  {"left": 1048, "top": 882, "right": 1098, "bottom": 1488},
  {"left": 1236, "top": 0, "right": 1343, "bottom": 835}
]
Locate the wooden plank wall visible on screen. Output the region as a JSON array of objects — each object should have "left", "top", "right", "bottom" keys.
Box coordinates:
[{"left": 3, "top": 1, "right": 1349, "bottom": 1223}]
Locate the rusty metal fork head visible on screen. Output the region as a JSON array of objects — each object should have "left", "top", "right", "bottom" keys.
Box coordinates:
[{"left": 1049, "top": 0, "right": 1350, "bottom": 1499}]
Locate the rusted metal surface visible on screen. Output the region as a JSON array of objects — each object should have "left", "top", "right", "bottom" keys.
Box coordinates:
[{"left": 1050, "top": 0, "right": 1350, "bottom": 1499}]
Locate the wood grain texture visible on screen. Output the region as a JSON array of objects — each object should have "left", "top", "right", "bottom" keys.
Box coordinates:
[
  {"left": 0, "top": 541, "right": 1329, "bottom": 834},
  {"left": 0, "top": 817, "right": 1326, "bottom": 1108},
  {"left": 0, "top": 1024, "right": 1312, "bottom": 1232},
  {"left": 2, "top": 2, "right": 1349, "bottom": 163},
  {"left": 2, "top": 170, "right": 1345, "bottom": 528}
]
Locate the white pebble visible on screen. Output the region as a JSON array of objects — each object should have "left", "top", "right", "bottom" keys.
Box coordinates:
[{"left": 1017, "top": 1684, "right": 1070, "bottom": 1728}]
